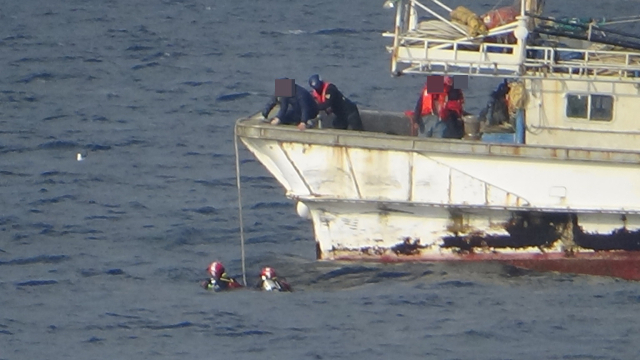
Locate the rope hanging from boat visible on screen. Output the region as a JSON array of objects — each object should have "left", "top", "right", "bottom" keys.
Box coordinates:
[{"left": 233, "top": 126, "right": 248, "bottom": 287}]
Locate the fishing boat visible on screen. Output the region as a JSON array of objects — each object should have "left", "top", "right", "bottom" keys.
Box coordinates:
[{"left": 235, "top": 0, "right": 640, "bottom": 280}]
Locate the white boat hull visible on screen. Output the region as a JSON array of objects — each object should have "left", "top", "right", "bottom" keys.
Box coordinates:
[{"left": 237, "top": 112, "right": 640, "bottom": 263}]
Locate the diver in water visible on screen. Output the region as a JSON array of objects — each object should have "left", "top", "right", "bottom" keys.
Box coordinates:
[
  {"left": 201, "top": 261, "right": 243, "bottom": 292},
  {"left": 255, "top": 267, "right": 292, "bottom": 292}
]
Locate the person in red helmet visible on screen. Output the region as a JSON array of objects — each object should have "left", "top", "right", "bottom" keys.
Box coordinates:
[
  {"left": 255, "top": 266, "right": 292, "bottom": 292},
  {"left": 201, "top": 261, "right": 243, "bottom": 292}
]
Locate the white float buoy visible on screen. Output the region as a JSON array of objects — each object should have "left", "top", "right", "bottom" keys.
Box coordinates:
[
  {"left": 77, "top": 153, "right": 83, "bottom": 161},
  {"left": 296, "top": 202, "right": 311, "bottom": 219}
]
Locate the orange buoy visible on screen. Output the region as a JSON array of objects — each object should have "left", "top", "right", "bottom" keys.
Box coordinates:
[{"left": 482, "top": 6, "right": 519, "bottom": 29}]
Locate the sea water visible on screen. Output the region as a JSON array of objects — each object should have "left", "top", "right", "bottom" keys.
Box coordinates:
[{"left": 2, "top": 1, "right": 640, "bottom": 359}]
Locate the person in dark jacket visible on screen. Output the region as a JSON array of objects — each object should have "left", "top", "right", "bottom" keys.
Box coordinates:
[
  {"left": 478, "top": 79, "right": 510, "bottom": 126},
  {"left": 262, "top": 81, "right": 319, "bottom": 129},
  {"left": 308, "top": 74, "right": 363, "bottom": 131}
]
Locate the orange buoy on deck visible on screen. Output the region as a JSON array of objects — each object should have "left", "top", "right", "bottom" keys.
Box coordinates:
[{"left": 482, "top": 6, "right": 519, "bottom": 29}]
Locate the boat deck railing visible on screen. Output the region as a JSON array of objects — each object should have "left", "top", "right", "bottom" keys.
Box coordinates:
[{"left": 384, "top": 0, "right": 640, "bottom": 82}]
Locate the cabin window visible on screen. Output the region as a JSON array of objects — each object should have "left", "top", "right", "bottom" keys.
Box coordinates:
[
  {"left": 590, "top": 95, "right": 613, "bottom": 121},
  {"left": 565, "top": 94, "right": 613, "bottom": 122},
  {"left": 566, "top": 94, "right": 587, "bottom": 119}
]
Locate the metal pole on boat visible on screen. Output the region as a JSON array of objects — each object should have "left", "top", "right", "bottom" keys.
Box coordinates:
[
  {"left": 233, "top": 126, "right": 248, "bottom": 287},
  {"left": 427, "top": 0, "right": 452, "bottom": 12},
  {"left": 410, "top": 0, "right": 467, "bottom": 36},
  {"left": 516, "top": 108, "right": 525, "bottom": 144},
  {"left": 390, "top": 0, "right": 404, "bottom": 75}
]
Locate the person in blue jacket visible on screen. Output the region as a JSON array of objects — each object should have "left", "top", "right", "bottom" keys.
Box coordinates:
[{"left": 262, "top": 79, "right": 319, "bottom": 129}]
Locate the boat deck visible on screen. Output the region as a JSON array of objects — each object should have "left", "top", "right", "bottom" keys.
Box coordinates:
[{"left": 236, "top": 111, "right": 640, "bottom": 165}]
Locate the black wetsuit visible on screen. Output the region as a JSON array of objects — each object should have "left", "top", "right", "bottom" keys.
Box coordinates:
[
  {"left": 202, "top": 275, "right": 241, "bottom": 292},
  {"left": 479, "top": 80, "right": 510, "bottom": 126},
  {"left": 255, "top": 278, "right": 292, "bottom": 292},
  {"left": 262, "top": 84, "right": 319, "bottom": 125},
  {"left": 315, "top": 84, "right": 363, "bottom": 130}
]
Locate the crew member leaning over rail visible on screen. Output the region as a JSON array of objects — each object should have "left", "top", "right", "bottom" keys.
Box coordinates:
[
  {"left": 308, "top": 74, "right": 363, "bottom": 131},
  {"left": 262, "top": 80, "right": 319, "bottom": 129}
]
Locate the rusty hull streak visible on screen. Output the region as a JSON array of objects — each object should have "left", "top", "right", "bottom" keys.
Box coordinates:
[{"left": 327, "top": 212, "right": 640, "bottom": 281}]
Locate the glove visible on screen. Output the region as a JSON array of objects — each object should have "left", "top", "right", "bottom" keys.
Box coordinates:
[{"left": 201, "top": 279, "right": 212, "bottom": 289}]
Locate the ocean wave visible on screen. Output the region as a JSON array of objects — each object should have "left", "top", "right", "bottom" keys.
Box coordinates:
[
  {"left": 183, "top": 80, "right": 213, "bottom": 87},
  {"left": 131, "top": 62, "right": 160, "bottom": 70},
  {"left": 0, "top": 255, "right": 68, "bottom": 266},
  {"left": 314, "top": 265, "right": 379, "bottom": 281},
  {"left": 16, "top": 280, "right": 58, "bottom": 287},
  {"left": 17, "top": 72, "right": 55, "bottom": 84},
  {"left": 250, "top": 201, "right": 292, "bottom": 210},
  {"left": 259, "top": 30, "right": 307, "bottom": 36},
  {"left": 183, "top": 206, "right": 218, "bottom": 215},
  {"left": 37, "top": 140, "right": 79, "bottom": 149},
  {"left": 216, "top": 92, "right": 252, "bottom": 102},
  {"left": 215, "top": 329, "right": 272, "bottom": 337},
  {"left": 260, "top": 28, "right": 366, "bottom": 36},
  {"left": 435, "top": 280, "right": 476, "bottom": 288},
  {"left": 312, "top": 28, "right": 359, "bottom": 35},
  {"left": 85, "top": 143, "right": 112, "bottom": 151}
]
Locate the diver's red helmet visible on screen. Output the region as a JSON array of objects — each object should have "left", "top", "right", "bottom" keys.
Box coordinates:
[
  {"left": 260, "top": 267, "right": 276, "bottom": 279},
  {"left": 208, "top": 262, "right": 225, "bottom": 279},
  {"left": 444, "top": 76, "right": 454, "bottom": 86}
]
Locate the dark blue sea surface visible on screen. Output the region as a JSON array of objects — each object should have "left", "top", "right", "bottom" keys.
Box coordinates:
[{"left": 2, "top": 1, "right": 640, "bottom": 359}]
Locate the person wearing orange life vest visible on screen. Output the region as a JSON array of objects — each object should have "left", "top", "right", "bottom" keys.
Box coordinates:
[
  {"left": 411, "top": 76, "right": 464, "bottom": 139},
  {"left": 411, "top": 78, "right": 446, "bottom": 131},
  {"left": 308, "top": 74, "right": 363, "bottom": 131}
]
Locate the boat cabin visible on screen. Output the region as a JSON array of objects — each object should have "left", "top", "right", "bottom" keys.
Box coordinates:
[{"left": 379, "top": 0, "right": 640, "bottom": 151}]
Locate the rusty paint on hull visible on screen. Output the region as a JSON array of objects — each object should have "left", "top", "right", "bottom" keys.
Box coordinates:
[
  {"left": 331, "top": 251, "right": 640, "bottom": 281},
  {"left": 574, "top": 228, "right": 640, "bottom": 251},
  {"left": 326, "top": 212, "right": 640, "bottom": 281},
  {"left": 442, "top": 212, "right": 565, "bottom": 251},
  {"left": 441, "top": 212, "right": 640, "bottom": 253}
]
